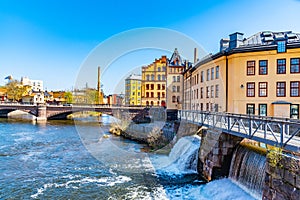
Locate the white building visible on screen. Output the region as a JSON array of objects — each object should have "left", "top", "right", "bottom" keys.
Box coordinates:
[{"left": 21, "top": 77, "right": 44, "bottom": 92}]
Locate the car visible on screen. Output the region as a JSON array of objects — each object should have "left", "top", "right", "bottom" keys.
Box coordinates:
[{"left": 63, "top": 103, "right": 73, "bottom": 106}]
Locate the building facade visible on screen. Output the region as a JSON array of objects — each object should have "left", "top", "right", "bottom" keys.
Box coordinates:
[
  {"left": 125, "top": 74, "right": 142, "bottom": 106},
  {"left": 184, "top": 31, "right": 300, "bottom": 119},
  {"left": 21, "top": 77, "right": 43, "bottom": 92},
  {"left": 166, "top": 48, "right": 186, "bottom": 110},
  {"left": 141, "top": 56, "right": 167, "bottom": 106}
]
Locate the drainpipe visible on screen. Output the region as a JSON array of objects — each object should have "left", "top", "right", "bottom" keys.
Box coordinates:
[{"left": 226, "top": 54, "right": 228, "bottom": 112}]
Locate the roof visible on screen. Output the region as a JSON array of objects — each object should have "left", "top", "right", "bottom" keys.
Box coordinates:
[
  {"left": 191, "top": 31, "right": 300, "bottom": 70},
  {"left": 126, "top": 74, "right": 142, "bottom": 81},
  {"left": 239, "top": 31, "right": 300, "bottom": 47},
  {"left": 272, "top": 101, "right": 292, "bottom": 105},
  {"left": 169, "top": 48, "right": 184, "bottom": 66}
]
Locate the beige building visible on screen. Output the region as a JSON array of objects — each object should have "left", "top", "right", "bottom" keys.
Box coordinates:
[{"left": 184, "top": 31, "right": 300, "bottom": 119}]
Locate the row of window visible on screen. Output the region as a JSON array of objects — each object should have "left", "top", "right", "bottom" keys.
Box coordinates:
[
  {"left": 171, "top": 96, "right": 181, "bottom": 103},
  {"left": 172, "top": 75, "right": 181, "bottom": 82},
  {"left": 185, "top": 85, "right": 220, "bottom": 100},
  {"left": 145, "top": 84, "right": 166, "bottom": 90},
  {"left": 247, "top": 58, "right": 300, "bottom": 75},
  {"left": 186, "top": 103, "right": 220, "bottom": 112},
  {"left": 146, "top": 74, "right": 166, "bottom": 81},
  {"left": 246, "top": 81, "right": 300, "bottom": 97},
  {"left": 145, "top": 92, "right": 165, "bottom": 98},
  {"left": 190, "top": 66, "right": 220, "bottom": 87}
]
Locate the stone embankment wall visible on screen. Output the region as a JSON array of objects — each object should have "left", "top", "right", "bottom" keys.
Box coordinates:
[
  {"left": 263, "top": 154, "right": 300, "bottom": 200},
  {"left": 198, "top": 128, "right": 243, "bottom": 181}
]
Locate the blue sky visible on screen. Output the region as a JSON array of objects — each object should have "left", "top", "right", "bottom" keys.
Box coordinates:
[{"left": 1, "top": 0, "right": 300, "bottom": 93}]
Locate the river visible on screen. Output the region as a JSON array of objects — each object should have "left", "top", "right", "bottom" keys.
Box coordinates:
[{"left": 0, "top": 116, "right": 256, "bottom": 199}]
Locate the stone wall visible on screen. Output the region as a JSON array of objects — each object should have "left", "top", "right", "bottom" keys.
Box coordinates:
[
  {"left": 263, "top": 153, "right": 300, "bottom": 200},
  {"left": 198, "top": 128, "right": 243, "bottom": 181}
]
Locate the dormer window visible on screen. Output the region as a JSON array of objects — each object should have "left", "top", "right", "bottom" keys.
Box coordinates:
[{"left": 277, "top": 41, "right": 286, "bottom": 53}]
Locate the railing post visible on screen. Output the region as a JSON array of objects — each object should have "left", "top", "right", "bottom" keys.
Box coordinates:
[
  {"left": 280, "top": 123, "right": 284, "bottom": 148},
  {"left": 249, "top": 117, "right": 252, "bottom": 137}
]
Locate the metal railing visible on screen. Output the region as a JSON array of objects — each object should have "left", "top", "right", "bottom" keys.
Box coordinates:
[{"left": 179, "top": 110, "right": 300, "bottom": 153}]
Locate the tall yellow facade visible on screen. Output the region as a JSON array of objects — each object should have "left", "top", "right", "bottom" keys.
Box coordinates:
[
  {"left": 125, "top": 74, "right": 142, "bottom": 106},
  {"left": 184, "top": 31, "right": 300, "bottom": 119},
  {"left": 141, "top": 56, "right": 167, "bottom": 106}
]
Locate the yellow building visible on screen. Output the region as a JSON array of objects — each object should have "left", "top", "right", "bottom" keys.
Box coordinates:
[
  {"left": 184, "top": 31, "right": 300, "bottom": 119},
  {"left": 125, "top": 74, "right": 142, "bottom": 106},
  {"left": 142, "top": 56, "right": 167, "bottom": 106}
]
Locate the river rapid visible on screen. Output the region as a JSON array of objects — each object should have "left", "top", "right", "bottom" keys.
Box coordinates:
[{"left": 0, "top": 116, "right": 256, "bottom": 200}]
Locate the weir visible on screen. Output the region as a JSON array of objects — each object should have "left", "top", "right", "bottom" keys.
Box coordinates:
[
  {"left": 229, "top": 145, "right": 266, "bottom": 199},
  {"left": 174, "top": 122, "right": 299, "bottom": 199}
]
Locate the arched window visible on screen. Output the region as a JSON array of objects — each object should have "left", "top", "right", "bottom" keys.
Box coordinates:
[
  {"left": 146, "top": 75, "right": 150, "bottom": 80},
  {"left": 158, "top": 67, "right": 161, "bottom": 71},
  {"left": 150, "top": 101, "right": 154, "bottom": 106},
  {"left": 151, "top": 74, "right": 155, "bottom": 80},
  {"left": 158, "top": 74, "right": 161, "bottom": 81}
]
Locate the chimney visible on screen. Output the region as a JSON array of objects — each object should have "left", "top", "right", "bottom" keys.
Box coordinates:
[
  {"left": 97, "top": 66, "right": 101, "bottom": 92},
  {"left": 220, "top": 38, "right": 230, "bottom": 52},
  {"left": 194, "top": 48, "right": 198, "bottom": 64},
  {"left": 229, "top": 32, "right": 244, "bottom": 49}
]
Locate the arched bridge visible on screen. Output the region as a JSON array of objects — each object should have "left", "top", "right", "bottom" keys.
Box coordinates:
[{"left": 0, "top": 104, "right": 145, "bottom": 120}]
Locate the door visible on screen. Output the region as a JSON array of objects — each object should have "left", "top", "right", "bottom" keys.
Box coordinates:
[
  {"left": 259, "top": 104, "right": 267, "bottom": 116},
  {"left": 290, "top": 104, "right": 299, "bottom": 119}
]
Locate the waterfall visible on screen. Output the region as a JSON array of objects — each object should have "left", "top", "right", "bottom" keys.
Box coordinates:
[
  {"left": 158, "top": 135, "right": 201, "bottom": 175},
  {"left": 229, "top": 145, "right": 266, "bottom": 199}
]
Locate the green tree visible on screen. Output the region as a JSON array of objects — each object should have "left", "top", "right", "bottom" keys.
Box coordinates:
[
  {"left": 64, "top": 91, "right": 73, "bottom": 103},
  {"left": 85, "top": 89, "right": 99, "bottom": 104},
  {"left": 5, "top": 80, "right": 27, "bottom": 102}
]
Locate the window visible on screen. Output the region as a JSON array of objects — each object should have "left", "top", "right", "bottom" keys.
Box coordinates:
[
  {"left": 211, "top": 68, "right": 214, "bottom": 80},
  {"left": 151, "top": 92, "right": 154, "bottom": 98},
  {"left": 158, "top": 75, "right": 161, "bottom": 81},
  {"left": 173, "top": 76, "right": 176, "bottom": 82},
  {"left": 177, "top": 76, "right": 180, "bottom": 82},
  {"left": 151, "top": 74, "right": 155, "bottom": 80},
  {"left": 157, "top": 92, "right": 160, "bottom": 98},
  {"left": 276, "top": 82, "right": 286, "bottom": 97},
  {"left": 162, "top": 75, "right": 166, "bottom": 80},
  {"left": 146, "top": 84, "right": 149, "bottom": 90},
  {"left": 162, "top": 92, "right": 165, "bottom": 98},
  {"left": 200, "top": 87, "right": 203, "bottom": 99},
  {"left": 290, "top": 81, "right": 300, "bottom": 97},
  {"left": 247, "top": 61, "right": 255, "bottom": 75},
  {"left": 146, "top": 75, "right": 150, "bottom": 80},
  {"left": 291, "top": 58, "right": 300, "bottom": 73},
  {"left": 172, "top": 96, "right": 176, "bottom": 103},
  {"left": 247, "top": 82, "right": 255, "bottom": 97},
  {"left": 211, "top": 85, "right": 214, "bottom": 98},
  {"left": 216, "top": 66, "right": 219, "bottom": 79},
  {"left": 277, "top": 59, "right": 286, "bottom": 74},
  {"left": 206, "top": 103, "right": 209, "bottom": 111},
  {"left": 259, "top": 60, "right": 268, "bottom": 75},
  {"left": 151, "top": 84, "right": 154, "bottom": 90},
  {"left": 207, "top": 69, "right": 210, "bottom": 81},
  {"left": 246, "top": 104, "right": 255, "bottom": 115},
  {"left": 206, "top": 86, "right": 210, "bottom": 98},
  {"left": 259, "top": 104, "right": 267, "bottom": 116},
  {"left": 201, "top": 71, "right": 204, "bottom": 82},
  {"left": 158, "top": 67, "right": 161, "bottom": 71},
  {"left": 172, "top": 86, "right": 176, "bottom": 92},
  {"left": 215, "top": 85, "right": 219, "bottom": 98},
  {"left": 162, "top": 84, "right": 165, "bottom": 90},
  {"left": 259, "top": 82, "right": 268, "bottom": 97},
  {"left": 177, "top": 96, "right": 180, "bottom": 103},
  {"left": 196, "top": 73, "right": 199, "bottom": 84},
  {"left": 177, "top": 86, "right": 180, "bottom": 92},
  {"left": 277, "top": 41, "right": 286, "bottom": 53},
  {"left": 162, "top": 67, "right": 166, "bottom": 71},
  {"left": 157, "top": 84, "right": 161, "bottom": 90}
]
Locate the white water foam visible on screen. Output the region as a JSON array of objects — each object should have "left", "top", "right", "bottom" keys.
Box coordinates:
[
  {"left": 152, "top": 135, "right": 201, "bottom": 176},
  {"left": 31, "top": 175, "right": 132, "bottom": 199}
]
